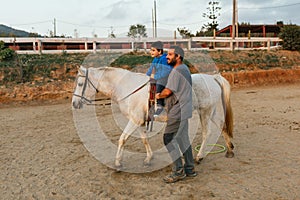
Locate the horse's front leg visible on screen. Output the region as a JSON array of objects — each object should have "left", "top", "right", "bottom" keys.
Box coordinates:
[
  {"left": 115, "top": 120, "right": 138, "bottom": 168},
  {"left": 140, "top": 130, "right": 153, "bottom": 166},
  {"left": 115, "top": 132, "right": 130, "bottom": 168}
]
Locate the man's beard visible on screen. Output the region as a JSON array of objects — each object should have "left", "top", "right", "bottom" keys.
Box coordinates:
[{"left": 167, "top": 58, "right": 176, "bottom": 66}]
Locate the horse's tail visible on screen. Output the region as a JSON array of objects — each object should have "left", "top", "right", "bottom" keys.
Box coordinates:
[{"left": 214, "top": 74, "right": 234, "bottom": 138}]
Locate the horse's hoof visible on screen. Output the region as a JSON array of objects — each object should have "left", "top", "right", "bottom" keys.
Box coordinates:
[
  {"left": 115, "top": 167, "right": 123, "bottom": 173},
  {"left": 144, "top": 155, "right": 153, "bottom": 166},
  {"left": 114, "top": 164, "right": 123, "bottom": 172},
  {"left": 194, "top": 157, "right": 203, "bottom": 165},
  {"left": 225, "top": 151, "right": 234, "bottom": 158}
]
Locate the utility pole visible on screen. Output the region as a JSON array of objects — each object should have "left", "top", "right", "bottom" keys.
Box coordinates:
[
  {"left": 232, "top": 0, "right": 237, "bottom": 50},
  {"left": 53, "top": 18, "right": 56, "bottom": 37},
  {"left": 74, "top": 29, "right": 78, "bottom": 38},
  {"left": 154, "top": 0, "right": 157, "bottom": 38},
  {"left": 232, "top": 0, "right": 236, "bottom": 39},
  {"left": 235, "top": 0, "right": 238, "bottom": 38},
  {"left": 152, "top": 8, "right": 155, "bottom": 38}
]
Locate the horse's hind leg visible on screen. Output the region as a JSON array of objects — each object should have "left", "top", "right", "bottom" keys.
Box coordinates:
[
  {"left": 195, "top": 108, "right": 211, "bottom": 164},
  {"left": 195, "top": 134, "right": 208, "bottom": 164},
  {"left": 222, "top": 129, "right": 234, "bottom": 158}
]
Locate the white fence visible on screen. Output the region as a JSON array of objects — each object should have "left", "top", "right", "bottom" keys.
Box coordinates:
[{"left": 0, "top": 37, "right": 282, "bottom": 54}]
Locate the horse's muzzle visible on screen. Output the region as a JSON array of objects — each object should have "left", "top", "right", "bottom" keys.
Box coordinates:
[{"left": 72, "top": 100, "right": 83, "bottom": 109}]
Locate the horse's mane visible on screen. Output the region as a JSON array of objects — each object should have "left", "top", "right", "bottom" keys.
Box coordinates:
[{"left": 95, "top": 66, "right": 147, "bottom": 77}]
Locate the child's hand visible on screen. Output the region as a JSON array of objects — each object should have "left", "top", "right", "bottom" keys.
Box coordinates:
[{"left": 150, "top": 78, "right": 156, "bottom": 84}]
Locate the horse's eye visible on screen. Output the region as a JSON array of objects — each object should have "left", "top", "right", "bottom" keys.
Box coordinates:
[{"left": 78, "top": 83, "right": 83, "bottom": 87}]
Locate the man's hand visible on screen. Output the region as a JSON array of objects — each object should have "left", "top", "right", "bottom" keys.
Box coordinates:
[
  {"left": 156, "top": 88, "right": 173, "bottom": 99},
  {"left": 155, "top": 93, "right": 161, "bottom": 99}
]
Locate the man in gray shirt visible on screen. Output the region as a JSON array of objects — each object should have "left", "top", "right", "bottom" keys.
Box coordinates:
[{"left": 155, "top": 46, "right": 196, "bottom": 183}]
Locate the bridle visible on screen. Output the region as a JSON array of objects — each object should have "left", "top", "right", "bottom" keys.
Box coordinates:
[
  {"left": 73, "top": 67, "right": 150, "bottom": 105},
  {"left": 73, "top": 68, "right": 99, "bottom": 104}
]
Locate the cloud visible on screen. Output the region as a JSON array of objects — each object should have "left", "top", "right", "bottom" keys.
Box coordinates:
[
  {"left": 105, "top": 1, "right": 130, "bottom": 20},
  {"left": 237, "top": 1, "right": 300, "bottom": 25},
  {"left": 104, "top": 0, "right": 151, "bottom": 24},
  {"left": 2, "top": 0, "right": 299, "bottom": 37}
]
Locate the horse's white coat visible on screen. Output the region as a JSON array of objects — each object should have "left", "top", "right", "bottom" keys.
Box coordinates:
[{"left": 72, "top": 66, "right": 234, "bottom": 167}]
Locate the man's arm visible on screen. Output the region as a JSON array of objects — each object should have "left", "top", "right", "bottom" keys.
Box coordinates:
[{"left": 155, "top": 88, "right": 172, "bottom": 99}]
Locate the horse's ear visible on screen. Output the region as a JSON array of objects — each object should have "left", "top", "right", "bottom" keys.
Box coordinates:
[{"left": 79, "top": 66, "right": 86, "bottom": 74}]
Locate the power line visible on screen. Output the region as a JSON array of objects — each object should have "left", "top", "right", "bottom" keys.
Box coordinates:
[
  {"left": 57, "top": 20, "right": 112, "bottom": 29},
  {"left": 11, "top": 20, "right": 52, "bottom": 26},
  {"left": 57, "top": 19, "right": 136, "bottom": 29},
  {"left": 240, "top": 2, "right": 300, "bottom": 9},
  {"left": 158, "top": 20, "right": 208, "bottom": 26}
]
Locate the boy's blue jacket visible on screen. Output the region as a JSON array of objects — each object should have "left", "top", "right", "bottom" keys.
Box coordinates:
[{"left": 146, "top": 53, "right": 173, "bottom": 84}]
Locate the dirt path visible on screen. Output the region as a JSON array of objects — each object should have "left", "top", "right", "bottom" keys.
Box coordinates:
[{"left": 1, "top": 84, "right": 300, "bottom": 199}]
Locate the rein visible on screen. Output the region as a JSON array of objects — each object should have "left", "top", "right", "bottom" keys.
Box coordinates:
[
  {"left": 73, "top": 68, "right": 150, "bottom": 106},
  {"left": 117, "top": 80, "right": 150, "bottom": 102}
]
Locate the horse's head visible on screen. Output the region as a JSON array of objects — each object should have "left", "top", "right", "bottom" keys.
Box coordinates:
[{"left": 72, "top": 66, "right": 99, "bottom": 109}]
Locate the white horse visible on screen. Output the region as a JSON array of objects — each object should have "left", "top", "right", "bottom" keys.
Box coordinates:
[{"left": 72, "top": 66, "right": 234, "bottom": 168}]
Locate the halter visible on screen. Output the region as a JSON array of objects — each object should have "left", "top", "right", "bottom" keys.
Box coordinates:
[
  {"left": 73, "top": 67, "right": 150, "bottom": 106},
  {"left": 73, "top": 68, "right": 99, "bottom": 104}
]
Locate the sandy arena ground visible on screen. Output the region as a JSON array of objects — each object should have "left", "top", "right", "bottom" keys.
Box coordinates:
[{"left": 1, "top": 83, "right": 300, "bottom": 199}]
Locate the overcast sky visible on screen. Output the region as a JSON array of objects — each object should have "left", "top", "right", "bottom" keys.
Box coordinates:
[{"left": 1, "top": 0, "right": 300, "bottom": 38}]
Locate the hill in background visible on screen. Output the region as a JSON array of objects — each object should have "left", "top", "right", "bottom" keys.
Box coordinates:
[{"left": 0, "top": 24, "right": 40, "bottom": 37}]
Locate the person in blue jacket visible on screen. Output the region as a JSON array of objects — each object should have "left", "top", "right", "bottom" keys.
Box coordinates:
[{"left": 146, "top": 41, "right": 173, "bottom": 116}]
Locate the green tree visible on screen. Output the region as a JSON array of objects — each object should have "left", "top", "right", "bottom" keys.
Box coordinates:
[
  {"left": 127, "top": 24, "right": 147, "bottom": 39},
  {"left": 177, "top": 27, "right": 194, "bottom": 38},
  {"left": 279, "top": 25, "right": 300, "bottom": 51},
  {"left": 108, "top": 27, "right": 116, "bottom": 38},
  {"left": 201, "top": 1, "right": 221, "bottom": 36},
  {"left": 108, "top": 32, "right": 116, "bottom": 38},
  {"left": 28, "top": 32, "right": 39, "bottom": 37},
  {"left": 240, "top": 22, "right": 251, "bottom": 26}
]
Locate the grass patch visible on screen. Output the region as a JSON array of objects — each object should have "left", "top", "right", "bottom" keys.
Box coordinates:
[{"left": 110, "top": 51, "right": 152, "bottom": 69}]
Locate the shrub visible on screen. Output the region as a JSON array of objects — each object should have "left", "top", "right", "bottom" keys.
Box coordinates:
[
  {"left": 0, "top": 41, "right": 15, "bottom": 61},
  {"left": 279, "top": 25, "right": 300, "bottom": 51}
]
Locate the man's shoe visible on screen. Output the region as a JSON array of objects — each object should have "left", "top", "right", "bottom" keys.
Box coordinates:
[
  {"left": 185, "top": 169, "right": 197, "bottom": 177},
  {"left": 163, "top": 169, "right": 186, "bottom": 183}
]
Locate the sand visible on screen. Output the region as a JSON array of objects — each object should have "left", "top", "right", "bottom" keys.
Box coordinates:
[{"left": 1, "top": 83, "right": 300, "bottom": 199}]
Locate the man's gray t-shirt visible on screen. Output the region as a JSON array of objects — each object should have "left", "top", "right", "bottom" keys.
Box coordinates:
[{"left": 165, "top": 64, "right": 192, "bottom": 121}]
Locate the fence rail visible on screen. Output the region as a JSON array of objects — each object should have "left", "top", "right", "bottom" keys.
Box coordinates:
[{"left": 0, "top": 37, "right": 282, "bottom": 54}]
